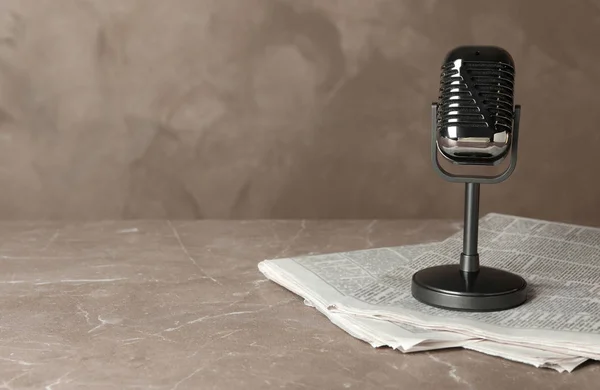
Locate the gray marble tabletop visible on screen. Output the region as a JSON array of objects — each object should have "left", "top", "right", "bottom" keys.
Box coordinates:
[{"left": 0, "top": 220, "right": 597, "bottom": 389}]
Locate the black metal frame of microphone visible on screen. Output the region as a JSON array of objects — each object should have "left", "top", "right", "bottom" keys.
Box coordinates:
[
  {"left": 431, "top": 103, "right": 521, "bottom": 274},
  {"left": 431, "top": 103, "right": 521, "bottom": 185},
  {"left": 411, "top": 103, "right": 526, "bottom": 312}
]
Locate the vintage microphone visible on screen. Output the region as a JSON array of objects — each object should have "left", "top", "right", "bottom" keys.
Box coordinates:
[{"left": 411, "top": 46, "right": 527, "bottom": 311}]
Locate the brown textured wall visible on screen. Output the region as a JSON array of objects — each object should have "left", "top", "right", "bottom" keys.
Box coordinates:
[{"left": 0, "top": 0, "right": 599, "bottom": 223}]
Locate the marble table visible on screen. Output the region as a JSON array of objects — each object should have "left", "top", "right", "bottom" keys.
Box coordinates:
[{"left": 0, "top": 220, "right": 597, "bottom": 389}]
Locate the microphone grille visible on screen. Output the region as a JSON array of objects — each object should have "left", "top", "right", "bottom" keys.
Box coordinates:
[{"left": 438, "top": 60, "right": 515, "bottom": 134}]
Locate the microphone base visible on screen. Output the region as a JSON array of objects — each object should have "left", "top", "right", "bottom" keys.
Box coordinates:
[{"left": 411, "top": 264, "right": 527, "bottom": 312}]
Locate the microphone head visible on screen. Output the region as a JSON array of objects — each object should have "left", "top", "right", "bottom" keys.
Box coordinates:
[{"left": 437, "top": 46, "right": 515, "bottom": 165}]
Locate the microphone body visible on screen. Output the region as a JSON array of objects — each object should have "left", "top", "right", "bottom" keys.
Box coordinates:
[{"left": 437, "top": 46, "right": 515, "bottom": 165}]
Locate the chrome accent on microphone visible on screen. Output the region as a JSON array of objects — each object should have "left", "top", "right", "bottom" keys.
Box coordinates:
[{"left": 437, "top": 46, "right": 515, "bottom": 164}]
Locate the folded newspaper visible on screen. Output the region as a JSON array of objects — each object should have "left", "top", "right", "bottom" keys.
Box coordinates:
[{"left": 259, "top": 213, "right": 600, "bottom": 372}]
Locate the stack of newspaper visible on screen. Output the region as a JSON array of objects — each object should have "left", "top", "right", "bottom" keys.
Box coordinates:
[{"left": 259, "top": 214, "right": 600, "bottom": 372}]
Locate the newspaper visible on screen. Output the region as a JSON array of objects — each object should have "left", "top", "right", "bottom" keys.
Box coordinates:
[
  {"left": 259, "top": 213, "right": 600, "bottom": 372},
  {"left": 259, "top": 256, "right": 586, "bottom": 372},
  {"left": 260, "top": 250, "right": 587, "bottom": 372}
]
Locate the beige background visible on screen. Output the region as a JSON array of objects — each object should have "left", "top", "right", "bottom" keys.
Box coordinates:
[{"left": 0, "top": 0, "right": 599, "bottom": 223}]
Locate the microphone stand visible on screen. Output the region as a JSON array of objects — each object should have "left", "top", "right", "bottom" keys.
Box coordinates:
[
  {"left": 410, "top": 103, "right": 527, "bottom": 312},
  {"left": 461, "top": 182, "right": 480, "bottom": 273}
]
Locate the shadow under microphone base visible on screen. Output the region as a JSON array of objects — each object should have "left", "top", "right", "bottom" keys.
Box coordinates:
[{"left": 410, "top": 104, "right": 528, "bottom": 312}]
